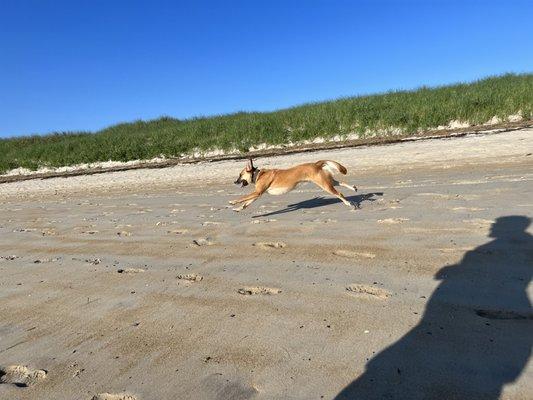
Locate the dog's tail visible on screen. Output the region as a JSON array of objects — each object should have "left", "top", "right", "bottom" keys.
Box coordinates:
[{"left": 316, "top": 160, "right": 347, "bottom": 175}]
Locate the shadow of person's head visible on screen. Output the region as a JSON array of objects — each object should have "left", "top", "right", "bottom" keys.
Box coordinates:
[{"left": 489, "top": 216, "right": 531, "bottom": 239}]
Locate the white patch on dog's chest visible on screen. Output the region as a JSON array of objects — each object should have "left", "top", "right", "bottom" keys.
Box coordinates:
[{"left": 267, "top": 186, "right": 292, "bottom": 195}]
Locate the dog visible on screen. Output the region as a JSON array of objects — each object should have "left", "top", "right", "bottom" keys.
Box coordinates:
[{"left": 230, "top": 158, "right": 358, "bottom": 211}]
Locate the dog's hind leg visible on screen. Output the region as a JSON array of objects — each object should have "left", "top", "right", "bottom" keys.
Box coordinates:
[
  {"left": 333, "top": 179, "right": 358, "bottom": 192},
  {"left": 315, "top": 180, "right": 357, "bottom": 210}
]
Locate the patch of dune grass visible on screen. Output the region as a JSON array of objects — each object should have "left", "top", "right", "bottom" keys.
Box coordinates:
[{"left": 1, "top": 73, "right": 531, "bottom": 174}]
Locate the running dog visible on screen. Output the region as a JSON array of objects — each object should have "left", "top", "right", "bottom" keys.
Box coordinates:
[{"left": 230, "top": 159, "right": 358, "bottom": 211}]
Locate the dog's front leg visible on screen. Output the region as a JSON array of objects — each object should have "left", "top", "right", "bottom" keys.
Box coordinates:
[
  {"left": 229, "top": 191, "right": 261, "bottom": 207},
  {"left": 229, "top": 192, "right": 254, "bottom": 205},
  {"left": 237, "top": 195, "right": 260, "bottom": 211},
  {"left": 230, "top": 191, "right": 262, "bottom": 211}
]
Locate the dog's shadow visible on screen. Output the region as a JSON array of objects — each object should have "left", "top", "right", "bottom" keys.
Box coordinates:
[{"left": 252, "top": 192, "right": 384, "bottom": 218}]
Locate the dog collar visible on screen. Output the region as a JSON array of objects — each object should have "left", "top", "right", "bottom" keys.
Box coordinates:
[{"left": 252, "top": 169, "right": 261, "bottom": 183}]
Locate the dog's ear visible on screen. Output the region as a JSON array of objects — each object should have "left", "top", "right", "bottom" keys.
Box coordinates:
[{"left": 246, "top": 158, "right": 253, "bottom": 172}]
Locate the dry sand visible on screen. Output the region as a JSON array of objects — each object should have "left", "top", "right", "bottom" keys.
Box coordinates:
[{"left": 0, "top": 128, "right": 532, "bottom": 399}]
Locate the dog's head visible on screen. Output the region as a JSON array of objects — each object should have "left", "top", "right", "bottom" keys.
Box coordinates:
[{"left": 234, "top": 159, "right": 257, "bottom": 187}]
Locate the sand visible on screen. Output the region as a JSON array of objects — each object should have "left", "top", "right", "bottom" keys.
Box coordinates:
[{"left": 0, "top": 128, "right": 532, "bottom": 399}]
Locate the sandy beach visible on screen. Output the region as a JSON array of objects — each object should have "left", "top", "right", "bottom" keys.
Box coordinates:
[{"left": 1, "top": 128, "right": 532, "bottom": 399}]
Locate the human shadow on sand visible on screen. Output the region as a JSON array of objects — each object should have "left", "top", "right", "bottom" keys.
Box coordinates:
[
  {"left": 252, "top": 192, "right": 383, "bottom": 218},
  {"left": 335, "top": 215, "right": 533, "bottom": 400}
]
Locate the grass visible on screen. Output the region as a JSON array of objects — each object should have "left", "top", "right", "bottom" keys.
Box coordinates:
[{"left": 1, "top": 73, "right": 532, "bottom": 174}]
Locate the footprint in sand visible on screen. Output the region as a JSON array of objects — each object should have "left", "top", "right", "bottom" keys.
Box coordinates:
[
  {"left": 238, "top": 287, "right": 281, "bottom": 295},
  {"left": 346, "top": 284, "right": 391, "bottom": 299},
  {"left": 72, "top": 257, "right": 101, "bottom": 265},
  {"left": 311, "top": 218, "right": 337, "bottom": 223},
  {"left": 333, "top": 250, "right": 376, "bottom": 259},
  {"left": 167, "top": 229, "right": 189, "bottom": 235},
  {"left": 1, "top": 255, "right": 19, "bottom": 261},
  {"left": 34, "top": 257, "right": 61, "bottom": 264},
  {"left": 377, "top": 218, "right": 409, "bottom": 224},
  {"left": 117, "top": 268, "right": 145, "bottom": 274},
  {"left": 134, "top": 209, "right": 151, "bottom": 214},
  {"left": 253, "top": 242, "right": 286, "bottom": 249},
  {"left": 250, "top": 219, "right": 277, "bottom": 224},
  {"left": 202, "top": 221, "right": 222, "bottom": 226},
  {"left": 193, "top": 238, "right": 214, "bottom": 246},
  {"left": 13, "top": 228, "right": 37, "bottom": 233},
  {"left": 91, "top": 393, "right": 138, "bottom": 400},
  {"left": 117, "top": 231, "right": 132, "bottom": 237},
  {"left": 0, "top": 365, "right": 47, "bottom": 387},
  {"left": 177, "top": 273, "right": 203, "bottom": 282}
]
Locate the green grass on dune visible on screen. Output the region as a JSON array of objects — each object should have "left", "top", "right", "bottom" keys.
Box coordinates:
[{"left": 1, "top": 73, "right": 532, "bottom": 174}]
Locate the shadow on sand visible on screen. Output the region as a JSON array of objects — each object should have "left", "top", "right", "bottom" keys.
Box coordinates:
[
  {"left": 335, "top": 215, "right": 533, "bottom": 400},
  {"left": 252, "top": 192, "right": 384, "bottom": 218}
]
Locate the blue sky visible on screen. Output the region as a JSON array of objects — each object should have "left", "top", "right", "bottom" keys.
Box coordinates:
[{"left": 1, "top": 0, "right": 531, "bottom": 138}]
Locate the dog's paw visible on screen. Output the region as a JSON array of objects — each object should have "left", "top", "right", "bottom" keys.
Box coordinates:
[
  {"left": 232, "top": 207, "right": 243, "bottom": 212},
  {"left": 350, "top": 202, "right": 360, "bottom": 210},
  {"left": 228, "top": 200, "right": 238, "bottom": 205}
]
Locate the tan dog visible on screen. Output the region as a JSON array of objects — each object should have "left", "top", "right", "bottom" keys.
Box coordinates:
[{"left": 230, "top": 159, "right": 358, "bottom": 211}]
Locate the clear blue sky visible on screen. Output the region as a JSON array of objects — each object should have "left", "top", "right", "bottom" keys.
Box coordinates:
[{"left": 1, "top": 0, "right": 531, "bottom": 138}]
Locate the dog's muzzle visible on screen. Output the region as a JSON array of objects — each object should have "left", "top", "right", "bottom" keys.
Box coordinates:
[{"left": 234, "top": 178, "right": 248, "bottom": 187}]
